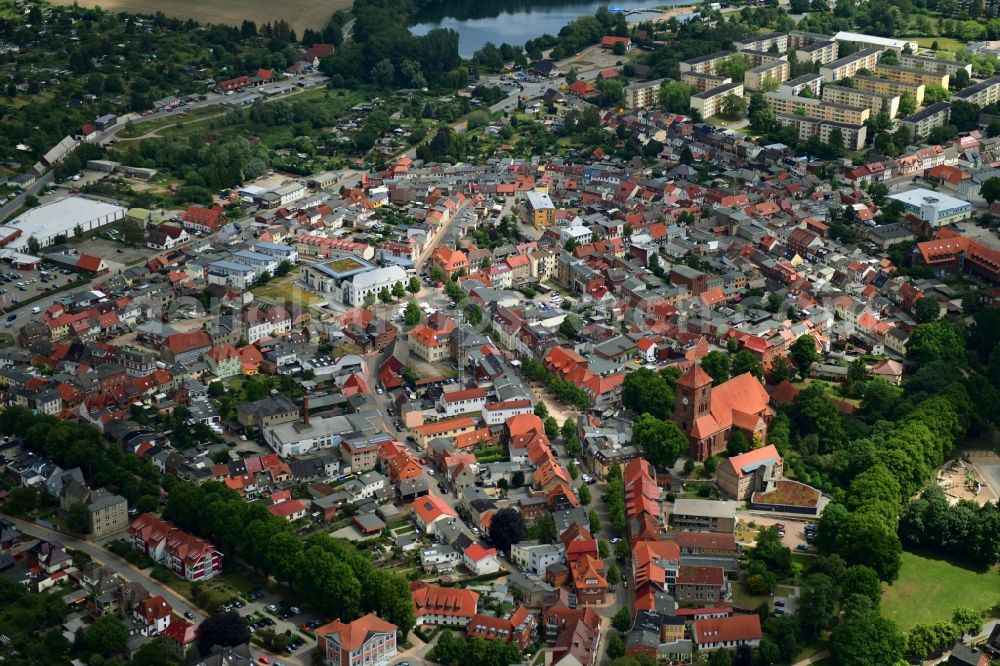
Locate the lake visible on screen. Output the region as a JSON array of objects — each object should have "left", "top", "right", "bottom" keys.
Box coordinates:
[{"left": 410, "top": 0, "right": 687, "bottom": 57}]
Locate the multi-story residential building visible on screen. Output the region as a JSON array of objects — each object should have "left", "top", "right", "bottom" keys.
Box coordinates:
[
  {"left": 692, "top": 616, "right": 763, "bottom": 652},
  {"left": 874, "top": 63, "right": 949, "bottom": 90},
  {"left": 952, "top": 76, "right": 1000, "bottom": 106},
  {"left": 207, "top": 260, "right": 256, "bottom": 289},
  {"left": 127, "top": 514, "right": 222, "bottom": 581},
  {"left": 716, "top": 445, "right": 783, "bottom": 500},
  {"left": 788, "top": 30, "right": 834, "bottom": 50},
  {"left": 526, "top": 191, "right": 556, "bottom": 227},
  {"left": 690, "top": 82, "right": 744, "bottom": 119},
  {"left": 252, "top": 241, "right": 299, "bottom": 264},
  {"left": 482, "top": 398, "right": 533, "bottom": 426},
  {"left": 833, "top": 31, "right": 917, "bottom": 54},
  {"left": 669, "top": 498, "right": 739, "bottom": 534},
  {"left": 744, "top": 60, "right": 790, "bottom": 91},
  {"left": 237, "top": 394, "right": 299, "bottom": 428},
  {"left": 511, "top": 541, "right": 565, "bottom": 576},
  {"left": 900, "top": 101, "right": 953, "bottom": 140},
  {"left": 408, "top": 312, "right": 457, "bottom": 362},
  {"left": 623, "top": 78, "right": 665, "bottom": 110},
  {"left": 795, "top": 39, "right": 838, "bottom": 65},
  {"left": 437, "top": 388, "right": 488, "bottom": 418},
  {"left": 205, "top": 344, "right": 241, "bottom": 379},
  {"left": 87, "top": 493, "right": 128, "bottom": 538},
  {"left": 898, "top": 53, "right": 972, "bottom": 77},
  {"left": 764, "top": 91, "right": 870, "bottom": 125},
  {"left": 735, "top": 31, "right": 787, "bottom": 52},
  {"left": 231, "top": 250, "right": 279, "bottom": 276},
  {"left": 411, "top": 581, "right": 479, "bottom": 627},
  {"left": 340, "top": 436, "right": 382, "bottom": 473},
  {"left": 675, "top": 565, "right": 728, "bottom": 602},
  {"left": 778, "top": 73, "right": 823, "bottom": 98},
  {"left": 679, "top": 51, "right": 733, "bottom": 75},
  {"left": 775, "top": 114, "right": 868, "bottom": 151},
  {"left": 738, "top": 49, "right": 788, "bottom": 68},
  {"left": 822, "top": 84, "right": 900, "bottom": 118},
  {"left": 853, "top": 74, "right": 925, "bottom": 106},
  {"left": 819, "top": 48, "right": 881, "bottom": 82},
  {"left": 681, "top": 72, "right": 733, "bottom": 92},
  {"left": 317, "top": 613, "right": 398, "bottom": 666}
]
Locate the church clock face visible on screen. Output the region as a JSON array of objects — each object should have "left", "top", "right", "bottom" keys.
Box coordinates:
[{"left": 681, "top": 397, "right": 689, "bottom": 405}]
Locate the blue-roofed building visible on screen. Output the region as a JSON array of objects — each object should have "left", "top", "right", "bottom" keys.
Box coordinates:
[
  {"left": 231, "top": 250, "right": 279, "bottom": 274},
  {"left": 252, "top": 241, "right": 299, "bottom": 264}
]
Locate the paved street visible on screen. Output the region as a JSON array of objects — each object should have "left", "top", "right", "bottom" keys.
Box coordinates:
[{"left": 0, "top": 172, "right": 53, "bottom": 224}]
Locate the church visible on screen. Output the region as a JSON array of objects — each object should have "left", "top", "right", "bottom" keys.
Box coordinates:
[{"left": 673, "top": 363, "right": 774, "bottom": 461}]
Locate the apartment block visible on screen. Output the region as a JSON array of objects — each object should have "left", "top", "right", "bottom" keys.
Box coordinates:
[
  {"left": 679, "top": 51, "right": 733, "bottom": 75},
  {"left": 690, "top": 81, "right": 744, "bottom": 118},
  {"left": 681, "top": 72, "right": 733, "bottom": 92},
  {"left": 853, "top": 75, "right": 926, "bottom": 107},
  {"left": 735, "top": 32, "right": 788, "bottom": 53},
  {"left": 952, "top": 76, "right": 1000, "bottom": 106},
  {"left": 898, "top": 53, "right": 973, "bottom": 77},
  {"left": 776, "top": 114, "right": 868, "bottom": 150},
  {"left": 744, "top": 60, "right": 790, "bottom": 91},
  {"left": 822, "top": 84, "right": 900, "bottom": 118},
  {"left": 833, "top": 31, "right": 918, "bottom": 54},
  {"left": 788, "top": 30, "right": 835, "bottom": 50},
  {"left": 778, "top": 73, "right": 823, "bottom": 98},
  {"left": 899, "top": 101, "right": 953, "bottom": 140},
  {"left": 874, "top": 63, "right": 949, "bottom": 90},
  {"left": 819, "top": 48, "right": 881, "bottom": 82},
  {"left": 738, "top": 49, "right": 788, "bottom": 68},
  {"left": 764, "top": 90, "right": 870, "bottom": 125},
  {"left": 795, "top": 40, "right": 838, "bottom": 65},
  {"left": 624, "top": 78, "right": 666, "bottom": 110}
]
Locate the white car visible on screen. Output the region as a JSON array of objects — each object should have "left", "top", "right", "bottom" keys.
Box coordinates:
[{"left": 376, "top": 387, "right": 384, "bottom": 395}]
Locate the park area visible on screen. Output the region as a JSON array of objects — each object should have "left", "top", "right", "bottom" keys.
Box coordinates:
[
  {"left": 881, "top": 551, "right": 999, "bottom": 631},
  {"left": 49, "top": 0, "right": 350, "bottom": 34}
]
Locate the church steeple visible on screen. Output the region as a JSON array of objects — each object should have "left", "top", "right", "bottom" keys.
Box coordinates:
[{"left": 674, "top": 362, "right": 713, "bottom": 432}]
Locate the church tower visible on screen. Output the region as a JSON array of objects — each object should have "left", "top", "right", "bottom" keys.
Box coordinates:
[{"left": 674, "top": 363, "right": 713, "bottom": 433}]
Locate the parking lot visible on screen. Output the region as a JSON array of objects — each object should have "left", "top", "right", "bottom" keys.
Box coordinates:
[
  {"left": 219, "top": 588, "right": 320, "bottom": 659},
  {"left": 0, "top": 265, "right": 80, "bottom": 316},
  {"left": 738, "top": 512, "right": 818, "bottom": 551}
]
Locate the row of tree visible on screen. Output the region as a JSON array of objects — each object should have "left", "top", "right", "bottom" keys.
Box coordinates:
[
  {"left": 163, "top": 481, "right": 416, "bottom": 636},
  {"left": 900, "top": 484, "right": 1000, "bottom": 565}
]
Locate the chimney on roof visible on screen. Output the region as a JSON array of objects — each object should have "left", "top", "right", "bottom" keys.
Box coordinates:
[{"left": 302, "top": 397, "right": 309, "bottom": 426}]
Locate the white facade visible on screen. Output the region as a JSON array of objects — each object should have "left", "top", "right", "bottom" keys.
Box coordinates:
[{"left": 510, "top": 542, "right": 565, "bottom": 575}]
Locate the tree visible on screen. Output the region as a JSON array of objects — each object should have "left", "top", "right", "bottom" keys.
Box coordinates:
[
  {"left": 914, "top": 296, "right": 941, "bottom": 323},
  {"left": 536, "top": 513, "right": 557, "bottom": 544},
  {"left": 588, "top": 509, "right": 601, "bottom": 531},
  {"left": 544, "top": 416, "right": 560, "bottom": 440},
  {"left": 951, "top": 607, "right": 983, "bottom": 637},
  {"left": 534, "top": 401, "right": 549, "bottom": 419},
  {"left": 407, "top": 277, "right": 421, "bottom": 294},
  {"left": 981, "top": 176, "right": 1000, "bottom": 205},
  {"left": 67, "top": 501, "right": 89, "bottom": 534},
  {"left": 797, "top": 574, "right": 837, "bottom": 640},
  {"left": 898, "top": 92, "right": 916, "bottom": 118},
  {"left": 85, "top": 615, "right": 128, "bottom": 656},
  {"left": 378, "top": 287, "right": 393, "bottom": 304},
  {"left": 709, "top": 648, "right": 733, "bottom": 666},
  {"left": 621, "top": 368, "right": 674, "bottom": 420},
  {"left": 631, "top": 414, "right": 687, "bottom": 469},
  {"left": 612, "top": 606, "right": 633, "bottom": 632},
  {"left": 789, "top": 335, "right": 819, "bottom": 379},
  {"left": 830, "top": 608, "right": 905, "bottom": 666},
  {"left": 701, "top": 351, "right": 730, "bottom": 385},
  {"left": 404, "top": 300, "right": 421, "bottom": 326},
  {"left": 907, "top": 322, "right": 966, "bottom": 365},
  {"left": 197, "top": 611, "right": 250, "bottom": 656},
  {"left": 719, "top": 93, "right": 748, "bottom": 120},
  {"left": 27, "top": 236, "right": 40, "bottom": 255},
  {"left": 488, "top": 508, "right": 525, "bottom": 552},
  {"left": 730, "top": 350, "right": 763, "bottom": 379},
  {"left": 607, "top": 635, "right": 625, "bottom": 660},
  {"left": 840, "top": 565, "right": 882, "bottom": 607},
  {"left": 392, "top": 282, "right": 406, "bottom": 299},
  {"left": 727, "top": 430, "right": 749, "bottom": 456},
  {"left": 578, "top": 484, "right": 591, "bottom": 506}
]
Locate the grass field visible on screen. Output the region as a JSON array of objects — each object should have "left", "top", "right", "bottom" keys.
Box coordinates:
[
  {"left": 911, "top": 36, "right": 966, "bottom": 52},
  {"left": 49, "top": 0, "right": 351, "bottom": 35},
  {"left": 882, "top": 551, "right": 999, "bottom": 631}
]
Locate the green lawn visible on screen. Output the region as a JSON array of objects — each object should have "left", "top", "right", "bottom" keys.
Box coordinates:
[
  {"left": 911, "top": 36, "right": 965, "bottom": 52},
  {"left": 730, "top": 581, "right": 772, "bottom": 611},
  {"left": 882, "top": 551, "right": 999, "bottom": 631}
]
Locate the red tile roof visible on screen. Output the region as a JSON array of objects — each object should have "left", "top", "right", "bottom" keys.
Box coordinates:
[
  {"left": 316, "top": 613, "right": 397, "bottom": 651},
  {"left": 411, "top": 581, "right": 479, "bottom": 620},
  {"left": 693, "top": 614, "right": 762, "bottom": 644}
]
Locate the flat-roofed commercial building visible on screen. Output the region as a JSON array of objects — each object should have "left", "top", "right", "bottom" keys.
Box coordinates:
[
  {"left": 833, "top": 31, "right": 918, "bottom": 54},
  {"left": 735, "top": 32, "right": 788, "bottom": 53},
  {"left": 953, "top": 76, "right": 1000, "bottom": 106},
  {"left": 681, "top": 72, "right": 733, "bottom": 92},
  {"left": 775, "top": 114, "right": 868, "bottom": 151},
  {"left": 679, "top": 51, "right": 733, "bottom": 75},
  {"left": 624, "top": 78, "right": 666, "bottom": 110},
  {"left": 764, "top": 90, "right": 870, "bottom": 125},
  {"left": 778, "top": 73, "right": 823, "bottom": 98},
  {"left": 690, "top": 81, "right": 744, "bottom": 119},
  {"left": 898, "top": 53, "right": 973, "bottom": 77},
  {"left": 795, "top": 40, "right": 838, "bottom": 65},
  {"left": 874, "top": 63, "right": 950, "bottom": 90},
  {"left": 744, "top": 60, "right": 790, "bottom": 91},
  {"left": 820, "top": 48, "right": 882, "bottom": 82},
  {"left": 888, "top": 187, "right": 973, "bottom": 227},
  {"left": 822, "top": 84, "right": 900, "bottom": 118},
  {"left": 853, "top": 75, "right": 925, "bottom": 107},
  {"left": 899, "top": 101, "right": 952, "bottom": 140}
]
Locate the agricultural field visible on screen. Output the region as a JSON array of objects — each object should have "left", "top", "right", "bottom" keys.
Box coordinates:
[
  {"left": 49, "top": 0, "right": 351, "bottom": 35},
  {"left": 882, "top": 551, "right": 999, "bottom": 631}
]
